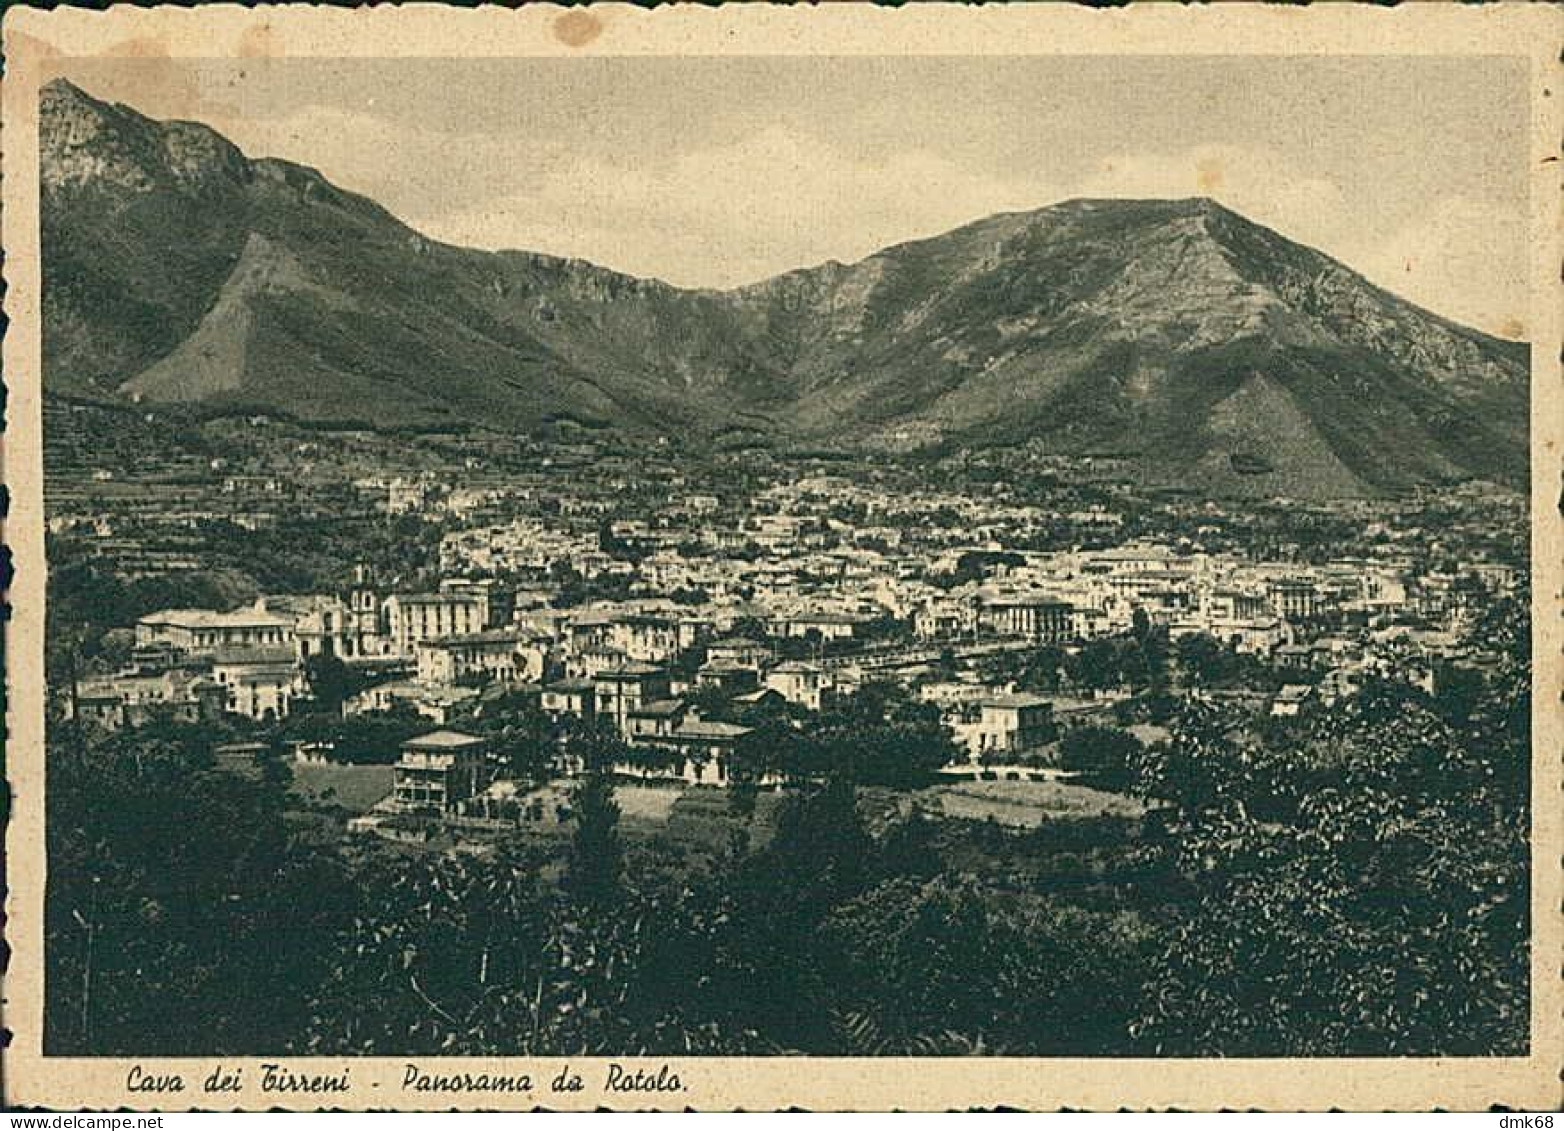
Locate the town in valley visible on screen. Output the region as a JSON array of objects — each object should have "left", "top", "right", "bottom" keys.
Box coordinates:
[
  {"left": 38, "top": 65, "right": 1533, "bottom": 1061},
  {"left": 48, "top": 407, "right": 1523, "bottom": 835}
]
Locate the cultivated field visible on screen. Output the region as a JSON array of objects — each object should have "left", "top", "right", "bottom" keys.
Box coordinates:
[{"left": 290, "top": 762, "right": 395, "bottom": 814}]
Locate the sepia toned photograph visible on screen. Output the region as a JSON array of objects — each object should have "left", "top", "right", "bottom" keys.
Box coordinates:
[{"left": 3, "top": 3, "right": 1560, "bottom": 1113}]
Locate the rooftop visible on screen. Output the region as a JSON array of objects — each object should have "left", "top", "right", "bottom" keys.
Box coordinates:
[
  {"left": 211, "top": 647, "right": 297, "bottom": 667},
  {"left": 630, "top": 698, "right": 687, "bottom": 718},
  {"left": 731, "top": 688, "right": 781, "bottom": 703},
  {"left": 674, "top": 719, "right": 754, "bottom": 740},
  {"left": 985, "top": 594, "right": 1073, "bottom": 609},
  {"left": 140, "top": 606, "right": 293, "bottom": 629},
  {"left": 214, "top": 742, "right": 269, "bottom": 754},
  {"left": 981, "top": 693, "right": 1053, "bottom": 710},
  {"left": 1089, "top": 545, "right": 1174, "bottom": 561},
  {"left": 597, "top": 663, "right": 664, "bottom": 680},
  {"left": 424, "top": 628, "right": 540, "bottom": 647},
  {"left": 402, "top": 729, "right": 485, "bottom": 750}
]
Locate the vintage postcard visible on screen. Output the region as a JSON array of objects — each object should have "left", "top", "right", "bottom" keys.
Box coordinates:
[{"left": 3, "top": 2, "right": 1561, "bottom": 1112}]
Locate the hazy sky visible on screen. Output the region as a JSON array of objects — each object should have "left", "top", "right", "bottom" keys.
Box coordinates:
[{"left": 54, "top": 55, "right": 1530, "bottom": 335}]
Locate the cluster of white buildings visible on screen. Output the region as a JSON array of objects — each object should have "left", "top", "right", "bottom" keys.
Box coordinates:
[
  {"left": 68, "top": 484, "right": 1514, "bottom": 780},
  {"left": 912, "top": 544, "right": 1418, "bottom": 657}
]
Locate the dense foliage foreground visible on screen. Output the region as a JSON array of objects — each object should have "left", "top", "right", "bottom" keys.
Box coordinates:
[{"left": 44, "top": 600, "right": 1530, "bottom": 1058}]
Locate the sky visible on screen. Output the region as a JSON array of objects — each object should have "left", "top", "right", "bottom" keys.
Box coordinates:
[{"left": 54, "top": 55, "right": 1530, "bottom": 336}]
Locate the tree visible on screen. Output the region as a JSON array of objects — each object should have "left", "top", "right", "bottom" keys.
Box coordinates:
[
  {"left": 464, "top": 689, "right": 556, "bottom": 783},
  {"left": 1057, "top": 725, "right": 1144, "bottom": 790},
  {"left": 1132, "top": 787, "right": 1527, "bottom": 1056},
  {"left": 1129, "top": 700, "right": 1249, "bottom": 820},
  {"left": 935, "top": 647, "right": 959, "bottom": 679},
  {"left": 1174, "top": 632, "right": 1235, "bottom": 688},
  {"left": 876, "top": 810, "right": 941, "bottom": 881},
  {"left": 560, "top": 715, "right": 627, "bottom": 774},
  {"left": 726, "top": 616, "right": 772, "bottom": 645},
  {"left": 685, "top": 683, "right": 735, "bottom": 722},
  {"left": 822, "top": 875, "right": 1154, "bottom": 1055},
  {"left": 1128, "top": 608, "right": 1170, "bottom": 694},
  {"left": 303, "top": 653, "right": 361, "bottom": 715},
  {"left": 813, "top": 684, "right": 959, "bottom": 787},
  {"left": 732, "top": 716, "right": 820, "bottom": 784},
  {"left": 564, "top": 768, "right": 623, "bottom": 908},
  {"left": 931, "top": 550, "right": 1026, "bottom": 590},
  {"left": 1129, "top": 655, "right": 1530, "bottom": 1057},
  {"left": 815, "top": 719, "right": 954, "bottom": 787},
  {"left": 677, "top": 775, "right": 876, "bottom": 1051},
  {"left": 300, "top": 847, "right": 556, "bottom": 1055},
  {"left": 1459, "top": 591, "right": 1529, "bottom": 809},
  {"left": 771, "top": 776, "right": 873, "bottom": 902},
  {"left": 1022, "top": 644, "right": 1067, "bottom": 693},
  {"left": 273, "top": 706, "right": 424, "bottom": 764},
  {"left": 1431, "top": 661, "right": 1486, "bottom": 728},
  {"left": 45, "top": 721, "right": 354, "bottom": 1055},
  {"left": 1068, "top": 638, "right": 1122, "bottom": 693}
]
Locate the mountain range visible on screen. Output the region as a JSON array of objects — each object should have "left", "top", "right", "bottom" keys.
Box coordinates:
[{"left": 40, "top": 78, "right": 1530, "bottom": 497}]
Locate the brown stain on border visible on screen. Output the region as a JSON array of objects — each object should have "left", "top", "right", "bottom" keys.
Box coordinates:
[
  {"left": 63, "top": 37, "right": 225, "bottom": 122},
  {"left": 238, "top": 22, "right": 276, "bottom": 60},
  {"left": 554, "top": 10, "right": 603, "bottom": 47},
  {"left": 1195, "top": 155, "right": 1225, "bottom": 195},
  {"left": 9, "top": 29, "right": 61, "bottom": 62},
  {"left": 96, "top": 35, "right": 171, "bottom": 60}
]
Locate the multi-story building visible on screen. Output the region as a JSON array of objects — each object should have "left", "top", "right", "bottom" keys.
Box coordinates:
[
  {"left": 1172, "top": 617, "right": 1291, "bottom": 656},
  {"left": 625, "top": 698, "right": 687, "bottom": 742},
  {"left": 707, "top": 636, "right": 770, "bottom": 669},
  {"left": 565, "top": 646, "right": 631, "bottom": 680},
  {"left": 136, "top": 603, "right": 296, "bottom": 655},
  {"left": 562, "top": 611, "right": 616, "bottom": 652},
  {"left": 1268, "top": 579, "right": 1320, "bottom": 622},
  {"left": 773, "top": 612, "right": 864, "bottom": 642},
  {"left": 1271, "top": 684, "right": 1313, "bottom": 718},
  {"left": 593, "top": 665, "right": 673, "bottom": 736},
  {"left": 267, "top": 593, "right": 386, "bottom": 661},
  {"left": 1202, "top": 587, "right": 1271, "bottom": 622},
  {"left": 608, "top": 613, "right": 681, "bottom": 664},
  {"left": 979, "top": 596, "right": 1073, "bottom": 643},
  {"left": 439, "top": 578, "right": 495, "bottom": 628},
  {"left": 541, "top": 677, "right": 596, "bottom": 720},
  {"left": 384, "top": 592, "right": 487, "bottom": 655},
  {"left": 415, "top": 628, "right": 547, "bottom": 687},
  {"left": 914, "top": 601, "right": 976, "bottom": 641},
  {"left": 393, "top": 730, "right": 488, "bottom": 813},
  {"left": 210, "top": 647, "right": 305, "bottom": 720},
  {"left": 625, "top": 716, "right": 760, "bottom": 786},
  {"left": 765, "top": 661, "right": 831, "bottom": 712},
  {"left": 964, "top": 694, "right": 1054, "bottom": 760},
  {"left": 70, "top": 667, "right": 224, "bottom": 730},
  {"left": 695, "top": 660, "right": 760, "bottom": 695},
  {"left": 386, "top": 479, "right": 429, "bottom": 515}
]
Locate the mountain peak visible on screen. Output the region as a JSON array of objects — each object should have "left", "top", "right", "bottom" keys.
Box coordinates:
[
  {"left": 41, "top": 76, "right": 96, "bottom": 109},
  {"left": 41, "top": 77, "right": 248, "bottom": 196},
  {"left": 38, "top": 84, "right": 1529, "bottom": 498},
  {"left": 1054, "top": 194, "right": 1219, "bottom": 209}
]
